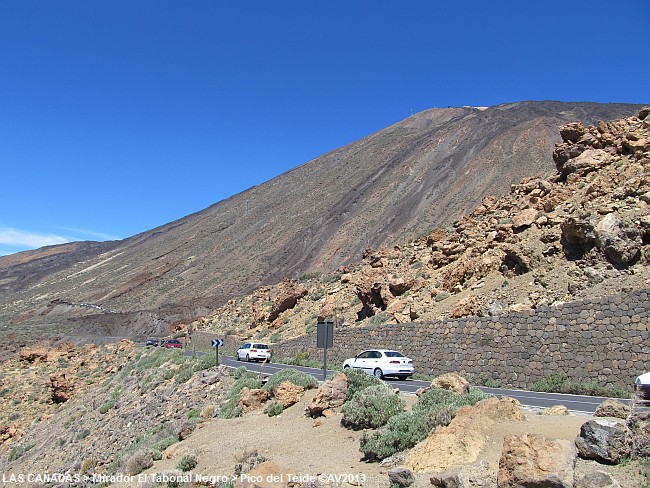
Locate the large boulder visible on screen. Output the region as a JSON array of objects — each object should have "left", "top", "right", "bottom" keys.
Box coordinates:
[
  {"left": 594, "top": 213, "right": 641, "bottom": 266},
  {"left": 540, "top": 405, "right": 569, "bottom": 416},
  {"left": 273, "top": 381, "right": 305, "bottom": 408},
  {"left": 511, "top": 208, "right": 538, "bottom": 229},
  {"left": 430, "top": 467, "right": 465, "bottom": 488},
  {"left": 430, "top": 373, "right": 470, "bottom": 395},
  {"left": 626, "top": 410, "right": 650, "bottom": 457},
  {"left": 406, "top": 397, "right": 526, "bottom": 473},
  {"left": 388, "top": 467, "right": 415, "bottom": 487},
  {"left": 497, "top": 434, "right": 576, "bottom": 488},
  {"left": 234, "top": 461, "right": 289, "bottom": 488},
  {"left": 594, "top": 399, "right": 630, "bottom": 419},
  {"left": 265, "top": 280, "right": 308, "bottom": 323},
  {"left": 305, "top": 372, "right": 348, "bottom": 417},
  {"left": 50, "top": 373, "right": 74, "bottom": 403},
  {"left": 560, "top": 148, "right": 613, "bottom": 178},
  {"left": 238, "top": 388, "right": 270, "bottom": 413},
  {"left": 575, "top": 419, "right": 631, "bottom": 463},
  {"left": 561, "top": 215, "right": 597, "bottom": 258}
]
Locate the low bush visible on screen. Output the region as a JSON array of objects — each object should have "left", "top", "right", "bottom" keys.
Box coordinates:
[
  {"left": 234, "top": 449, "right": 267, "bottom": 476},
  {"left": 174, "top": 363, "right": 194, "bottom": 384},
  {"left": 99, "top": 399, "right": 116, "bottom": 414},
  {"left": 219, "top": 375, "right": 263, "bottom": 419},
  {"left": 125, "top": 449, "right": 154, "bottom": 475},
  {"left": 359, "top": 387, "right": 491, "bottom": 461},
  {"left": 262, "top": 368, "right": 318, "bottom": 393},
  {"left": 341, "top": 367, "right": 383, "bottom": 401},
  {"left": 264, "top": 401, "right": 284, "bottom": 417},
  {"left": 341, "top": 384, "right": 405, "bottom": 430},
  {"left": 187, "top": 407, "right": 201, "bottom": 420},
  {"left": 233, "top": 366, "right": 256, "bottom": 380},
  {"left": 177, "top": 454, "right": 198, "bottom": 472},
  {"left": 530, "top": 374, "right": 631, "bottom": 398},
  {"left": 219, "top": 400, "right": 243, "bottom": 419},
  {"left": 192, "top": 354, "right": 216, "bottom": 373},
  {"left": 7, "top": 443, "right": 35, "bottom": 462}
]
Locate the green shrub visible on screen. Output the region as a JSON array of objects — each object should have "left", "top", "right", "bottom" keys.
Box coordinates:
[
  {"left": 192, "top": 354, "right": 216, "bottom": 373},
  {"left": 341, "top": 384, "right": 405, "bottom": 430},
  {"left": 219, "top": 376, "right": 263, "bottom": 419},
  {"left": 7, "top": 443, "right": 35, "bottom": 462},
  {"left": 360, "top": 387, "right": 491, "bottom": 461},
  {"left": 99, "top": 399, "right": 116, "bottom": 414},
  {"left": 360, "top": 412, "right": 429, "bottom": 461},
  {"left": 262, "top": 368, "right": 318, "bottom": 393},
  {"left": 228, "top": 377, "right": 262, "bottom": 400},
  {"left": 174, "top": 364, "right": 193, "bottom": 384},
  {"left": 234, "top": 366, "right": 256, "bottom": 380},
  {"left": 177, "top": 454, "right": 198, "bottom": 472},
  {"left": 77, "top": 429, "right": 90, "bottom": 440},
  {"left": 153, "top": 435, "right": 177, "bottom": 453},
  {"left": 342, "top": 368, "right": 384, "bottom": 401},
  {"left": 530, "top": 374, "right": 631, "bottom": 398},
  {"left": 219, "top": 400, "right": 243, "bottom": 419},
  {"left": 264, "top": 401, "right": 284, "bottom": 417},
  {"left": 187, "top": 407, "right": 201, "bottom": 420}
]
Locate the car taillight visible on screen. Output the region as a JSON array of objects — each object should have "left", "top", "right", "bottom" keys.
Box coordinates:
[
  {"left": 389, "top": 360, "right": 400, "bottom": 364},
  {"left": 251, "top": 349, "right": 257, "bottom": 352}
]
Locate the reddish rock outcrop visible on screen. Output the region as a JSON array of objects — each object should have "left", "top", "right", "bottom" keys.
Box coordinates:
[
  {"left": 273, "top": 381, "right": 305, "bottom": 408},
  {"left": 238, "top": 388, "right": 270, "bottom": 413},
  {"left": 306, "top": 372, "right": 348, "bottom": 417},
  {"left": 497, "top": 434, "right": 577, "bottom": 488},
  {"left": 50, "top": 373, "right": 74, "bottom": 403}
]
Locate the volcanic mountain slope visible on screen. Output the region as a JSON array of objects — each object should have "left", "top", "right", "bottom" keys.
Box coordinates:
[
  {"left": 194, "top": 108, "right": 650, "bottom": 342},
  {"left": 0, "top": 101, "right": 644, "bottom": 336}
]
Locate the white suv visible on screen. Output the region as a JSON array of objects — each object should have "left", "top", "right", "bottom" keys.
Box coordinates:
[{"left": 236, "top": 343, "right": 272, "bottom": 362}]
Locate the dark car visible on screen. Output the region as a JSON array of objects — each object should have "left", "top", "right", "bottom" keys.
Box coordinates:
[
  {"left": 145, "top": 338, "right": 159, "bottom": 347},
  {"left": 164, "top": 339, "right": 183, "bottom": 349}
]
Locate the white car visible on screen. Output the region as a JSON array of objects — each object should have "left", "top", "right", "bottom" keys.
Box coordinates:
[
  {"left": 236, "top": 342, "right": 272, "bottom": 362},
  {"left": 635, "top": 372, "right": 650, "bottom": 399},
  {"left": 342, "top": 349, "right": 414, "bottom": 380}
]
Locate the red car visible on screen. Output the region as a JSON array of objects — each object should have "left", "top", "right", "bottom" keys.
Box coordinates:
[{"left": 164, "top": 339, "right": 183, "bottom": 349}]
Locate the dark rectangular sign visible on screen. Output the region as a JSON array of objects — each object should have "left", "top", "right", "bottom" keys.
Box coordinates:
[{"left": 316, "top": 321, "right": 334, "bottom": 349}]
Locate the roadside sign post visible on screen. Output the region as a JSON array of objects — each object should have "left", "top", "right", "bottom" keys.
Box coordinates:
[
  {"left": 316, "top": 321, "right": 334, "bottom": 381},
  {"left": 212, "top": 339, "right": 224, "bottom": 366}
]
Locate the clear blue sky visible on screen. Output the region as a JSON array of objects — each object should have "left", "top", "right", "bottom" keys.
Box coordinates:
[{"left": 1, "top": 1, "right": 648, "bottom": 255}]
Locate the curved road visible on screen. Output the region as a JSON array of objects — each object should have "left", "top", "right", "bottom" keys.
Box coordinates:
[{"left": 212, "top": 353, "right": 629, "bottom": 414}]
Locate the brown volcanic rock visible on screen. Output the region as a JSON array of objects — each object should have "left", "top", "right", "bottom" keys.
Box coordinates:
[
  {"left": 273, "top": 381, "right": 305, "bottom": 408},
  {"left": 306, "top": 372, "right": 348, "bottom": 417},
  {"left": 264, "top": 280, "right": 308, "bottom": 323},
  {"left": 50, "top": 373, "right": 74, "bottom": 403},
  {"left": 497, "top": 434, "right": 576, "bottom": 488}
]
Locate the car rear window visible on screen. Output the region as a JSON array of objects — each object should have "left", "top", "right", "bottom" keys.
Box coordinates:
[
  {"left": 384, "top": 351, "right": 404, "bottom": 357},
  {"left": 253, "top": 344, "right": 269, "bottom": 349}
]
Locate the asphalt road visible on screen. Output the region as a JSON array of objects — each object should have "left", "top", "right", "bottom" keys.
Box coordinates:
[{"left": 211, "top": 352, "right": 630, "bottom": 414}]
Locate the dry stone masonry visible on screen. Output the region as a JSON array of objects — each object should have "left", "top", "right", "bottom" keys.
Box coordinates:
[{"left": 276, "top": 289, "right": 650, "bottom": 389}]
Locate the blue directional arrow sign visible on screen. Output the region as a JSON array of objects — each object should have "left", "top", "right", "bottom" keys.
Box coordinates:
[{"left": 212, "top": 339, "right": 224, "bottom": 348}]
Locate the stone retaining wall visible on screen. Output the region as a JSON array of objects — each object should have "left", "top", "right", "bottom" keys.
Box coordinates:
[{"left": 273, "top": 289, "right": 650, "bottom": 389}]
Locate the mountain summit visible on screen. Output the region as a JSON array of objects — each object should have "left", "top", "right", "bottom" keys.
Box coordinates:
[{"left": 0, "top": 101, "right": 644, "bottom": 339}]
